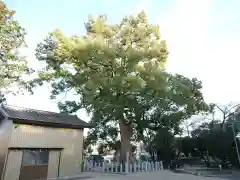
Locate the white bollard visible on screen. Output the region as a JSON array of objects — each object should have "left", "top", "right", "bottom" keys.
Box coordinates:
[
  {"left": 130, "top": 164, "right": 132, "bottom": 173},
  {"left": 219, "top": 164, "right": 222, "bottom": 171},
  {"left": 125, "top": 162, "right": 129, "bottom": 173},
  {"left": 84, "top": 159, "right": 87, "bottom": 171},
  {"left": 126, "top": 152, "right": 129, "bottom": 173},
  {"left": 111, "top": 163, "right": 114, "bottom": 173},
  {"left": 157, "top": 162, "right": 160, "bottom": 170},
  {"left": 102, "top": 162, "right": 105, "bottom": 172},
  {"left": 117, "top": 163, "right": 120, "bottom": 173},
  {"left": 160, "top": 161, "right": 163, "bottom": 170},
  {"left": 86, "top": 161, "right": 89, "bottom": 171},
  {"left": 106, "top": 163, "right": 109, "bottom": 172},
  {"left": 90, "top": 160, "right": 92, "bottom": 171},
  {"left": 115, "top": 163, "right": 118, "bottom": 173},
  {"left": 83, "top": 160, "right": 85, "bottom": 171},
  {"left": 151, "top": 162, "right": 154, "bottom": 171},
  {"left": 120, "top": 163, "right": 123, "bottom": 173}
]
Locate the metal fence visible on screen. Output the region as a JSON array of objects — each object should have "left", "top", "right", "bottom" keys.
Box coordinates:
[{"left": 83, "top": 160, "right": 164, "bottom": 174}]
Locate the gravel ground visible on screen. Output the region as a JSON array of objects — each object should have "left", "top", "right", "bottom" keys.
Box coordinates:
[{"left": 73, "top": 171, "right": 237, "bottom": 180}]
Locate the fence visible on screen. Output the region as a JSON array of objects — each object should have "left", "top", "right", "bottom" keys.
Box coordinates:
[{"left": 83, "top": 160, "right": 164, "bottom": 174}]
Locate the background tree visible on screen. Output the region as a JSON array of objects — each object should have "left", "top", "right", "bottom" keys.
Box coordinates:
[
  {"left": 213, "top": 103, "right": 240, "bottom": 130},
  {"left": 148, "top": 128, "right": 174, "bottom": 166},
  {"left": 191, "top": 120, "right": 238, "bottom": 167},
  {"left": 87, "top": 146, "right": 93, "bottom": 156},
  {"left": 97, "top": 143, "right": 108, "bottom": 156},
  {"left": 28, "top": 12, "right": 210, "bottom": 163},
  {"left": 0, "top": 1, "right": 29, "bottom": 100}
]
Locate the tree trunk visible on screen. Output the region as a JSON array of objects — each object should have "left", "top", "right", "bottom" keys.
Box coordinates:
[{"left": 119, "top": 119, "right": 132, "bottom": 164}]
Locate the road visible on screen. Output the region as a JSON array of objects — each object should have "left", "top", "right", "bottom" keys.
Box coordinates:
[{"left": 74, "top": 170, "right": 238, "bottom": 180}]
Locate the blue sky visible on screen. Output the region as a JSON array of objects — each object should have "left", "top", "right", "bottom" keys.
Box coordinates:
[{"left": 4, "top": 0, "right": 240, "bottom": 123}]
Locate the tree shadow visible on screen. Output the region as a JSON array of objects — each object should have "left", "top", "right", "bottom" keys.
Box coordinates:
[{"left": 173, "top": 169, "right": 240, "bottom": 180}]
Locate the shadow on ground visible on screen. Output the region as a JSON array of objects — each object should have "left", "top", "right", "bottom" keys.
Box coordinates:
[{"left": 173, "top": 168, "right": 240, "bottom": 180}]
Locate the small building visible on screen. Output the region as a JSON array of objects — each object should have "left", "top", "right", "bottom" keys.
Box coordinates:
[{"left": 0, "top": 104, "right": 91, "bottom": 180}]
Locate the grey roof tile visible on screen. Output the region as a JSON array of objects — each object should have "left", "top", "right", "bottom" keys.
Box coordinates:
[{"left": 0, "top": 104, "right": 91, "bottom": 129}]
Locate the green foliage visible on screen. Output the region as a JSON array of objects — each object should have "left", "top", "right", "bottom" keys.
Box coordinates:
[
  {"left": 148, "top": 121, "right": 238, "bottom": 168},
  {"left": 139, "top": 154, "right": 148, "bottom": 161},
  {"left": 0, "top": 1, "right": 29, "bottom": 99},
  {"left": 28, "top": 12, "right": 210, "bottom": 156},
  {"left": 97, "top": 143, "right": 107, "bottom": 156},
  {"left": 183, "top": 121, "right": 239, "bottom": 167},
  {"left": 146, "top": 128, "right": 175, "bottom": 164},
  {"left": 87, "top": 146, "right": 93, "bottom": 155}
]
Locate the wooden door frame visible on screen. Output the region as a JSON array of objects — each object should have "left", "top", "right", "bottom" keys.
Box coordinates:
[
  {"left": 9, "top": 148, "right": 63, "bottom": 180},
  {"left": 1, "top": 150, "right": 10, "bottom": 180},
  {"left": 57, "top": 150, "right": 62, "bottom": 178}
]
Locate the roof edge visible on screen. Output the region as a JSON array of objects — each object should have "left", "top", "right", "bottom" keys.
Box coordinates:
[
  {"left": 1, "top": 104, "right": 93, "bottom": 129},
  {"left": 0, "top": 104, "right": 9, "bottom": 118},
  {"left": 11, "top": 118, "right": 92, "bottom": 129}
]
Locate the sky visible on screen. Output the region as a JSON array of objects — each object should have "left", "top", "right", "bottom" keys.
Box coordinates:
[{"left": 4, "top": 0, "right": 240, "bottom": 124}]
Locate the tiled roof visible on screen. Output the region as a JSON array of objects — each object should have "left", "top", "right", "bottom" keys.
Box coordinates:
[{"left": 0, "top": 104, "right": 91, "bottom": 129}]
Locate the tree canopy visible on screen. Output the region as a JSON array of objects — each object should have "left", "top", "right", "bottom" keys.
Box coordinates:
[
  {"left": 28, "top": 12, "right": 210, "bottom": 161},
  {"left": 0, "top": 1, "right": 29, "bottom": 100},
  {"left": 147, "top": 105, "right": 240, "bottom": 168}
]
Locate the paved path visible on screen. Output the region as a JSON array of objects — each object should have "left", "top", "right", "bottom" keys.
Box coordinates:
[{"left": 75, "top": 171, "right": 236, "bottom": 180}]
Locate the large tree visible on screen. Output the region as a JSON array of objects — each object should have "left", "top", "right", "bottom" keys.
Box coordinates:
[
  {"left": 0, "top": 1, "right": 29, "bottom": 99},
  {"left": 28, "top": 12, "right": 210, "bottom": 162}
]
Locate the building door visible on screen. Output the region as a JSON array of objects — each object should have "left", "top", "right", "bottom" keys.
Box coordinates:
[
  {"left": 3, "top": 150, "right": 23, "bottom": 180},
  {"left": 19, "top": 149, "right": 49, "bottom": 180},
  {"left": 47, "top": 150, "right": 61, "bottom": 178}
]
